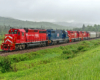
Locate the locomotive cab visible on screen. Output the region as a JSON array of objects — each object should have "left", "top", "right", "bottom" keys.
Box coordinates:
[
  {"left": 9, "top": 29, "right": 26, "bottom": 43},
  {"left": 1, "top": 29, "right": 26, "bottom": 51},
  {"left": 1, "top": 29, "right": 18, "bottom": 51}
]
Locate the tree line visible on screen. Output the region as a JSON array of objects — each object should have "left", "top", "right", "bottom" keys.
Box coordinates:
[
  {"left": 0, "top": 24, "right": 100, "bottom": 36},
  {"left": 73, "top": 24, "right": 100, "bottom": 32}
]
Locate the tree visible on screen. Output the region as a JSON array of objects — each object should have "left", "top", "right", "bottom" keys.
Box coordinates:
[{"left": 82, "top": 24, "right": 85, "bottom": 31}]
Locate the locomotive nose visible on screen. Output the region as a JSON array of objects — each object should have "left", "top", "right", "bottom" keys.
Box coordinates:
[
  {"left": 1, "top": 34, "right": 16, "bottom": 51},
  {"left": 4, "top": 34, "right": 14, "bottom": 44}
]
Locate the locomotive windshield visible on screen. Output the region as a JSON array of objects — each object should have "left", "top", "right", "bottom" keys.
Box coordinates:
[{"left": 9, "top": 30, "right": 18, "bottom": 34}]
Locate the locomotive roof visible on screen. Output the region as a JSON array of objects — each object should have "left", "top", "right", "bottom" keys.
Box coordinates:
[
  {"left": 28, "top": 29, "right": 45, "bottom": 31},
  {"left": 9, "top": 29, "right": 26, "bottom": 32}
]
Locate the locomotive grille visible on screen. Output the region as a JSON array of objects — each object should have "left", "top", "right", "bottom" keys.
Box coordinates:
[{"left": 3, "top": 44, "right": 8, "bottom": 48}]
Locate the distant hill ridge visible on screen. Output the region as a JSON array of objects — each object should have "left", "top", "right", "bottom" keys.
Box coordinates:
[{"left": 0, "top": 16, "right": 69, "bottom": 29}]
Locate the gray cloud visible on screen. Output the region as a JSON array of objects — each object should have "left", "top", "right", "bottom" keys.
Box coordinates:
[{"left": 0, "top": 0, "right": 100, "bottom": 23}]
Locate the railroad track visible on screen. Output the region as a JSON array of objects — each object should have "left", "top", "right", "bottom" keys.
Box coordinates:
[{"left": 0, "top": 38, "right": 99, "bottom": 56}]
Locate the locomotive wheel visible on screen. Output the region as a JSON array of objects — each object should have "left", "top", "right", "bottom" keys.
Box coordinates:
[
  {"left": 74, "top": 39, "right": 76, "bottom": 42},
  {"left": 19, "top": 45, "right": 22, "bottom": 50},
  {"left": 52, "top": 42, "right": 54, "bottom": 45},
  {"left": 22, "top": 44, "right": 25, "bottom": 49},
  {"left": 54, "top": 41, "right": 57, "bottom": 45},
  {"left": 41, "top": 43, "right": 43, "bottom": 47},
  {"left": 65, "top": 40, "right": 67, "bottom": 43},
  {"left": 17, "top": 45, "right": 20, "bottom": 50},
  {"left": 15, "top": 45, "right": 19, "bottom": 50},
  {"left": 44, "top": 43, "right": 46, "bottom": 46},
  {"left": 41, "top": 42, "right": 46, "bottom": 47},
  {"left": 53, "top": 41, "right": 55, "bottom": 45},
  {"left": 15, "top": 45, "right": 20, "bottom": 50},
  {"left": 67, "top": 40, "right": 69, "bottom": 43},
  {"left": 39, "top": 43, "right": 42, "bottom": 47}
]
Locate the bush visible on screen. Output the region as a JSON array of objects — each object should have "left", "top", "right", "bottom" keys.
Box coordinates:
[
  {"left": 72, "top": 49, "right": 78, "bottom": 53},
  {"left": 0, "top": 57, "right": 12, "bottom": 73},
  {"left": 94, "top": 43, "right": 99, "bottom": 46},
  {"left": 78, "top": 45, "right": 85, "bottom": 51},
  {"left": 11, "top": 55, "right": 28, "bottom": 62},
  {"left": 81, "top": 48, "right": 88, "bottom": 51},
  {"left": 59, "top": 46, "right": 65, "bottom": 50},
  {"left": 61, "top": 53, "right": 74, "bottom": 59},
  {"left": 63, "top": 50, "right": 72, "bottom": 54},
  {"left": 61, "top": 50, "right": 74, "bottom": 59},
  {"left": 9, "top": 52, "right": 40, "bottom": 63}
]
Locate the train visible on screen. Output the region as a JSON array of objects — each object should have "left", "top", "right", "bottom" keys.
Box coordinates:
[{"left": 1, "top": 28, "right": 100, "bottom": 51}]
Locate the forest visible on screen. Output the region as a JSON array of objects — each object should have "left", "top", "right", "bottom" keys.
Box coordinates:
[{"left": 73, "top": 24, "right": 100, "bottom": 32}]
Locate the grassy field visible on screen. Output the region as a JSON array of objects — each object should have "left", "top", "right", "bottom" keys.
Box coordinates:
[
  {"left": 0, "top": 40, "right": 2, "bottom": 44},
  {"left": 0, "top": 39, "right": 100, "bottom": 80}
]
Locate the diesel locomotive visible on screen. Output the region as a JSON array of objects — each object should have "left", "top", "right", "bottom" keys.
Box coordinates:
[{"left": 1, "top": 28, "right": 100, "bottom": 51}]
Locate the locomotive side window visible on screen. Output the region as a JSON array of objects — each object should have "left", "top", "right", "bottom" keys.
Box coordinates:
[
  {"left": 9, "top": 32, "right": 11, "bottom": 34},
  {"left": 14, "top": 31, "right": 17, "bottom": 34},
  {"left": 18, "top": 32, "right": 20, "bottom": 35},
  {"left": 11, "top": 32, "right": 13, "bottom": 34},
  {"left": 9, "top": 30, "right": 18, "bottom": 34},
  {"left": 14, "top": 30, "right": 18, "bottom": 34},
  {"left": 51, "top": 31, "right": 55, "bottom": 33},
  {"left": 39, "top": 31, "right": 46, "bottom": 33},
  {"left": 34, "top": 30, "right": 38, "bottom": 32},
  {"left": 22, "top": 32, "right": 24, "bottom": 36},
  {"left": 9, "top": 32, "right": 14, "bottom": 34}
]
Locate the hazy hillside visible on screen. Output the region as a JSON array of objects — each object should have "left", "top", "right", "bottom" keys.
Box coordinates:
[
  {"left": 53, "top": 22, "right": 95, "bottom": 28},
  {"left": 0, "top": 16, "right": 70, "bottom": 29}
]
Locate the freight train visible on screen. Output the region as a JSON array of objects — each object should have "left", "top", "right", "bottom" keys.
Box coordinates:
[{"left": 1, "top": 28, "right": 100, "bottom": 51}]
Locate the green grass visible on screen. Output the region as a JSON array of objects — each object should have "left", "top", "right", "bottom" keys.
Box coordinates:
[
  {"left": 0, "top": 40, "right": 2, "bottom": 44},
  {"left": 0, "top": 39, "right": 100, "bottom": 80},
  {"left": 0, "top": 45, "right": 100, "bottom": 80}
]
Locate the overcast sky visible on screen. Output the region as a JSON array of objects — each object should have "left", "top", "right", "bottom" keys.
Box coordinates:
[{"left": 0, "top": 0, "right": 100, "bottom": 23}]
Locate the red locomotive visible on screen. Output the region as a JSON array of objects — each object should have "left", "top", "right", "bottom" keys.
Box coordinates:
[
  {"left": 1, "top": 28, "right": 47, "bottom": 51},
  {"left": 82, "top": 31, "right": 90, "bottom": 40},
  {"left": 78, "top": 31, "right": 83, "bottom": 40},
  {"left": 67, "top": 30, "right": 89, "bottom": 42},
  {"left": 67, "top": 31, "right": 80, "bottom": 42}
]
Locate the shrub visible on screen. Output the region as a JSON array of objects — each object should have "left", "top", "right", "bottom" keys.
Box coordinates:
[
  {"left": 0, "top": 57, "right": 12, "bottom": 73},
  {"left": 9, "top": 52, "right": 40, "bottom": 63},
  {"left": 63, "top": 50, "right": 72, "bottom": 54},
  {"left": 72, "top": 49, "right": 78, "bottom": 53},
  {"left": 61, "top": 53, "right": 74, "bottom": 59},
  {"left": 61, "top": 50, "right": 75, "bottom": 59},
  {"left": 81, "top": 48, "right": 88, "bottom": 51},
  {"left": 78, "top": 45, "right": 85, "bottom": 51},
  {"left": 94, "top": 43, "right": 99, "bottom": 46},
  {"left": 59, "top": 46, "right": 65, "bottom": 50}
]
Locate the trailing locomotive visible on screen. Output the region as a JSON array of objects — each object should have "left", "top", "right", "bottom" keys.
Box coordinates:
[{"left": 1, "top": 28, "right": 100, "bottom": 51}]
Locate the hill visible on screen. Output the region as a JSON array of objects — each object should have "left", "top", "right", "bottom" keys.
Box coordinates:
[
  {"left": 0, "top": 16, "right": 69, "bottom": 30},
  {"left": 53, "top": 22, "right": 95, "bottom": 28}
]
